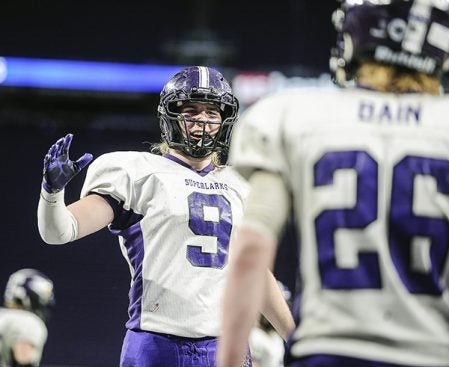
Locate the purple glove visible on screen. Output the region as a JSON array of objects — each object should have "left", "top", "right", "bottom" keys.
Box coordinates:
[{"left": 42, "top": 133, "right": 93, "bottom": 193}]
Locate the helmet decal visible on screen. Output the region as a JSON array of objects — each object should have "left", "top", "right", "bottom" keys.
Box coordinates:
[
  {"left": 330, "top": 0, "right": 449, "bottom": 86},
  {"left": 198, "top": 66, "right": 210, "bottom": 88}
]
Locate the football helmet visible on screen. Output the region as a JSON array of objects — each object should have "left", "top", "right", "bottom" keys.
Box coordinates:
[
  {"left": 4, "top": 269, "right": 55, "bottom": 321},
  {"left": 330, "top": 0, "right": 449, "bottom": 86},
  {"left": 158, "top": 66, "right": 239, "bottom": 159}
]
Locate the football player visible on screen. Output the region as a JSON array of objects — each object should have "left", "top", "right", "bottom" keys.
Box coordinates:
[
  {"left": 218, "top": 1, "right": 449, "bottom": 366},
  {"left": 0, "top": 269, "right": 54, "bottom": 367},
  {"left": 37, "top": 66, "right": 294, "bottom": 366}
]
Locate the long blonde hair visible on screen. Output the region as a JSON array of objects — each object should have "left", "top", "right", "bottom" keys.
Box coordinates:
[
  {"left": 151, "top": 142, "right": 223, "bottom": 167},
  {"left": 356, "top": 61, "right": 441, "bottom": 95}
]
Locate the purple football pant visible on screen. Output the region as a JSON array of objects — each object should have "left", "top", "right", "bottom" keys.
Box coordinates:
[
  {"left": 287, "top": 354, "right": 433, "bottom": 367},
  {"left": 120, "top": 329, "right": 252, "bottom": 367}
]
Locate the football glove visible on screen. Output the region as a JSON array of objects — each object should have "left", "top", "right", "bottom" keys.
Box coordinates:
[{"left": 42, "top": 133, "right": 93, "bottom": 193}]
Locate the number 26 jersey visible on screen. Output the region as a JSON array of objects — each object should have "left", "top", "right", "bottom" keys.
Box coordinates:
[{"left": 230, "top": 88, "right": 449, "bottom": 366}]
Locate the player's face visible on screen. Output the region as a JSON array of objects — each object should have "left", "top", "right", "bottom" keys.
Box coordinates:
[{"left": 178, "top": 102, "right": 222, "bottom": 140}]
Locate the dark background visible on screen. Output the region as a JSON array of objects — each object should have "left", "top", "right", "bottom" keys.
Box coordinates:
[
  {"left": 0, "top": 1, "right": 335, "bottom": 70},
  {"left": 0, "top": 1, "right": 336, "bottom": 365}
]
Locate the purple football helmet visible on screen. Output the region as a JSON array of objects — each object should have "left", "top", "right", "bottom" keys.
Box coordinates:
[
  {"left": 330, "top": 0, "right": 449, "bottom": 86},
  {"left": 157, "top": 66, "right": 239, "bottom": 159},
  {"left": 4, "top": 269, "right": 55, "bottom": 321}
]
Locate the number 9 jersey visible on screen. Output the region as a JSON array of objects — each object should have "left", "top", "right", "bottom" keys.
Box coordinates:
[
  {"left": 229, "top": 87, "right": 449, "bottom": 366},
  {"left": 80, "top": 152, "right": 248, "bottom": 338}
]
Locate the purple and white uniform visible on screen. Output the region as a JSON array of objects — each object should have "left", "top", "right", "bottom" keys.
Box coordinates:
[
  {"left": 230, "top": 88, "right": 449, "bottom": 366},
  {"left": 81, "top": 152, "right": 248, "bottom": 338}
]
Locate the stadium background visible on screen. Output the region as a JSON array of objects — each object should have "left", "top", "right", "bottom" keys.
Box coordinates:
[{"left": 0, "top": 1, "right": 395, "bottom": 365}]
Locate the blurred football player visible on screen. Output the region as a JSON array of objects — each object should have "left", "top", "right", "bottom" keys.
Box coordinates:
[
  {"left": 37, "top": 66, "right": 294, "bottom": 366},
  {"left": 0, "top": 269, "right": 54, "bottom": 367},
  {"left": 218, "top": 1, "right": 449, "bottom": 366}
]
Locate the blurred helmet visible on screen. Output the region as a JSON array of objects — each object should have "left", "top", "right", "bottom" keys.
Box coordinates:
[
  {"left": 157, "top": 66, "right": 239, "bottom": 159},
  {"left": 4, "top": 269, "right": 55, "bottom": 321},
  {"left": 330, "top": 0, "right": 449, "bottom": 86}
]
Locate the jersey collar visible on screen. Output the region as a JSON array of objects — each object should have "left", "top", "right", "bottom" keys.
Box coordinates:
[{"left": 163, "top": 153, "right": 215, "bottom": 177}]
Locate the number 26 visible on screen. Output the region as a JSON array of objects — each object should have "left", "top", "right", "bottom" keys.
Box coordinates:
[{"left": 314, "top": 151, "right": 449, "bottom": 295}]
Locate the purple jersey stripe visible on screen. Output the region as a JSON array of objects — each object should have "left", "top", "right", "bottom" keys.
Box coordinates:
[{"left": 110, "top": 221, "right": 145, "bottom": 330}]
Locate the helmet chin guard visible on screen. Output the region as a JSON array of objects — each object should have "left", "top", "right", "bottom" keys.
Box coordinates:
[
  {"left": 330, "top": 0, "right": 449, "bottom": 86},
  {"left": 158, "top": 66, "right": 239, "bottom": 159}
]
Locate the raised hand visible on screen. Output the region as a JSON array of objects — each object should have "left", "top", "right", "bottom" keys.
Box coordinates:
[{"left": 42, "top": 133, "right": 93, "bottom": 193}]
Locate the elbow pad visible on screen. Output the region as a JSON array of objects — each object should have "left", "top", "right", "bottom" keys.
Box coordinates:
[
  {"left": 37, "top": 188, "right": 78, "bottom": 245},
  {"left": 240, "top": 171, "right": 290, "bottom": 241}
]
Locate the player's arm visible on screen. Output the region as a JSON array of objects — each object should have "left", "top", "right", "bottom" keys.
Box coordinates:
[
  {"left": 37, "top": 134, "right": 114, "bottom": 244},
  {"left": 11, "top": 340, "right": 39, "bottom": 366},
  {"left": 261, "top": 270, "right": 295, "bottom": 341},
  {"left": 67, "top": 194, "right": 114, "bottom": 239},
  {"left": 218, "top": 170, "right": 291, "bottom": 367}
]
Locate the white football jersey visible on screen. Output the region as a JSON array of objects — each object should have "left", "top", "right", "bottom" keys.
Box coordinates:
[
  {"left": 81, "top": 152, "right": 248, "bottom": 337},
  {"left": 0, "top": 308, "right": 47, "bottom": 367},
  {"left": 230, "top": 88, "right": 449, "bottom": 366}
]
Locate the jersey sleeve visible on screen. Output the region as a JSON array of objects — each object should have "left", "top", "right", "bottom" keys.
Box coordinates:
[
  {"left": 229, "top": 93, "right": 288, "bottom": 180},
  {"left": 80, "top": 152, "right": 134, "bottom": 210}
]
